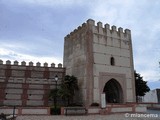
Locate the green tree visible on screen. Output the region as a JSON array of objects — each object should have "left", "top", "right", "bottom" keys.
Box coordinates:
[
  {"left": 135, "top": 71, "right": 150, "bottom": 101},
  {"left": 58, "top": 75, "right": 79, "bottom": 106},
  {"left": 58, "top": 83, "right": 71, "bottom": 106}
]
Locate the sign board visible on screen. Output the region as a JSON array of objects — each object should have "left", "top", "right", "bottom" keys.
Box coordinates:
[{"left": 101, "top": 93, "right": 106, "bottom": 108}]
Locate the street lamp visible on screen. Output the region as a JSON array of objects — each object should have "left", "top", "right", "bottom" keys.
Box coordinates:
[
  {"left": 55, "top": 75, "right": 58, "bottom": 110},
  {"left": 55, "top": 75, "right": 58, "bottom": 89}
]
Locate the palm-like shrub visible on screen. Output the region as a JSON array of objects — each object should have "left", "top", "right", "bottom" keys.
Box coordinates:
[{"left": 58, "top": 75, "right": 79, "bottom": 106}]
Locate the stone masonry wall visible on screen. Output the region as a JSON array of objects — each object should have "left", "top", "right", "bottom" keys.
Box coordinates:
[
  {"left": 63, "top": 19, "right": 136, "bottom": 107},
  {"left": 64, "top": 23, "right": 88, "bottom": 104},
  {"left": 0, "top": 60, "right": 65, "bottom": 106},
  {"left": 89, "top": 20, "right": 135, "bottom": 103}
]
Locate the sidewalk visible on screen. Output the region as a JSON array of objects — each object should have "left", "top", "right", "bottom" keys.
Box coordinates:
[{"left": 16, "top": 114, "right": 160, "bottom": 120}]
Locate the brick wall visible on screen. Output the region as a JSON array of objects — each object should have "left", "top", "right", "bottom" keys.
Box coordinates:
[{"left": 0, "top": 60, "right": 65, "bottom": 106}]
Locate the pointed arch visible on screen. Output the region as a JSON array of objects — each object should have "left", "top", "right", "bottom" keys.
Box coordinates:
[{"left": 103, "top": 79, "right": 123, "bottom": 103}]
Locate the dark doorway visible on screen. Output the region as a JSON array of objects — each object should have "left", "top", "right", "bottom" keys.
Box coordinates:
[{"left": 103, "top": 79, "right": 123, "bottom": 103}]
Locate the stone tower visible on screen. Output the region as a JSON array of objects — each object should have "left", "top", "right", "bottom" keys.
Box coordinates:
[{"left": 63, "top": 19, "right": 136, "bottom": 107}]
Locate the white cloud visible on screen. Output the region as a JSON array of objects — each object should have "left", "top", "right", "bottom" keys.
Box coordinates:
[
  {"left": 0, "top": 48, "right": 14, "bottom": 56},
  {"left": 134, "top": 47, "right": 160, "bottom": 82},
  {"left": 0, "top": 48, "right": 62, "bottom": 66},
  {"left": 140, "top": 70, "right": 160, "bottom": 82},
  {"left": 88, "top": 0, "right": 135, "bottom": 24}
]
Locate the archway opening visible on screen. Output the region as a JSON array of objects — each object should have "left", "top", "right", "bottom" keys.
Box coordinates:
[{"left": 103, "top": 79, "right": 123, "bottom": 103}]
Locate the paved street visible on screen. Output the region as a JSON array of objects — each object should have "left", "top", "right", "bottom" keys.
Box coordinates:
[
  {"left": 15, "top": 109, "right": 160, "bottom": 120},
  {"left": 16, "top": 113, "right": 160, "bottom": 120},
  {"left": 147, "top": 109, "right": 160, "bottom": 114}
]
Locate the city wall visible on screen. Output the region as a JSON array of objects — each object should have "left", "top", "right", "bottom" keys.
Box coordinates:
[{"left": 0, "top": 60, "right": 65, "bottom": 106}]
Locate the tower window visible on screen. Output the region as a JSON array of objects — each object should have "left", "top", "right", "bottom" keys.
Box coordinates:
[{"left": 110, "top": 57, "right": 115, "bottom": 66}]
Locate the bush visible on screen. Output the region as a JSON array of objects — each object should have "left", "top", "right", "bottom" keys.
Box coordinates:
[
  {"left": 50, "top": 106, "right": 61, "bottom": 115},
  {"left": 90, "top": 103, "right": 99, "bottom": 107},
  {"left": 0, "top": 113, "right": 6, "bottom": 120}
]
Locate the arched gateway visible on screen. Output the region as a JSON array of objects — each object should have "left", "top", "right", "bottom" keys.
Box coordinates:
[{"left": 103, "top": 79, "right": 123, "bottom": 103}]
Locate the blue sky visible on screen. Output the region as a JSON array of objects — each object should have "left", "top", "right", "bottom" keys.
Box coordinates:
[{"left": 0, "top": 0, "right": 160, "bottom": 89}]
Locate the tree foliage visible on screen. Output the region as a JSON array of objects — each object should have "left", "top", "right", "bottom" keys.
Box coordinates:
[
  {"left": 49, "top": 75, "right": 79, "bottom": 106},
  {"left": 135, "top": 71, "right": 150, "bottom": 97},
  {"left": 58, "top": 75, "right": 79, "bottom": 106}
]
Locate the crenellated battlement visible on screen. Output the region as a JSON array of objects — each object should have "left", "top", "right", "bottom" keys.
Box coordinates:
[
  {"left": 65, "top": 19, "right": 131, "bottom": 39},
  {"left": 87, "top": 19, "right": 131, "bottom": 35},
  {"left": 0, "top": 59, "right": 63, "bottom": 68},
  {"left": 65, "top": 22, "right": 87, "bottom": 39}
]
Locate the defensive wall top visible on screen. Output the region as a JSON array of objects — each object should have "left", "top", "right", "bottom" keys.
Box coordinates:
[
  {"left": 0, "top": 59, "right": 63, "bottom": 68},
  {"left": 65, "top": 19, "right": 131, "bottom": 39}
]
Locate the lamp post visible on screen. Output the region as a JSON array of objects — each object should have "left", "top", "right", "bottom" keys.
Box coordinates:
[
  {"left": 55, "top": 75, "right": 58, "bottom": 110},
  {"left": 13, "top": 106, "right": 16, "bottom": 118}
]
